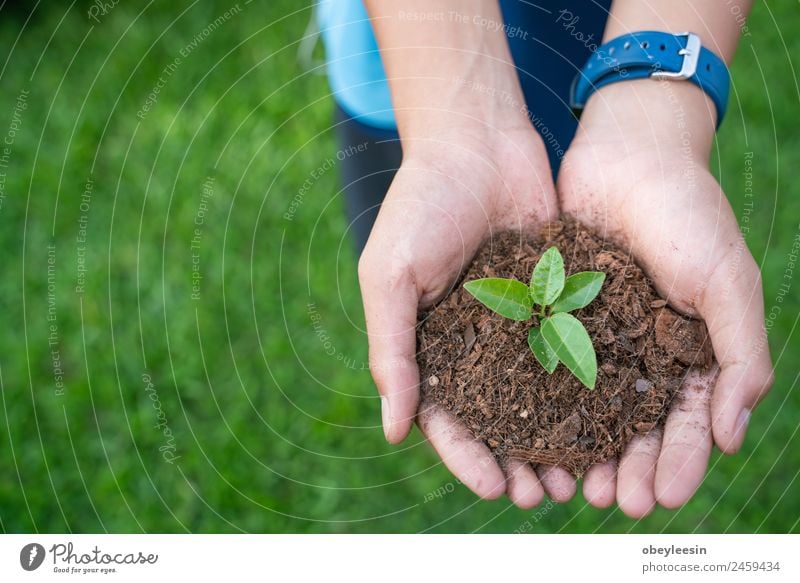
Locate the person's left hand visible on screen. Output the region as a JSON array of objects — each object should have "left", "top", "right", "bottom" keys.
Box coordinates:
[{"left": 554, "top": 80, "right": 774, "bottom": 517}]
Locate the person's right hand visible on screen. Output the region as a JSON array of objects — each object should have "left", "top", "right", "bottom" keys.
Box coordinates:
[{"left": 358, "top": 119, "right": 573, "bottom": 508}]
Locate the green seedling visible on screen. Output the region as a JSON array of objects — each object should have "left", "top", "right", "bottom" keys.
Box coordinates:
[{"left": 463, "top": 247, "right": 605, "bottom": 389}]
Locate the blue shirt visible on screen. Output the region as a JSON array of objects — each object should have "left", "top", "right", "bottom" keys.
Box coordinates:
[{"left": 317, "top": 0, "right": 396, "bottom": 130}]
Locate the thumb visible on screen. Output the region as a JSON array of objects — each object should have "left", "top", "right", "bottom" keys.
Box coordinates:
[
  {"left": 700, "top": 249, "right": 774, "bottom": 454},
  {"left": 358, "top": 247, "right": 421, "bottom": 444}
]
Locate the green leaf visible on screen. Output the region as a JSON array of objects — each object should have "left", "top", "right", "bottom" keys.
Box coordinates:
[
  {"left": 551, "top": 272, "right": 606, "bottom": 313},
  {"left": 541, "top": 313, "right": 597, "bottom": 389},
  {"left": 528, "top": 327, "right": 558, "bottom": 373},
  {"left": 463, "top": 278, "right": 532, "bottom": 321},
  {"left": 530, "top": 247, "right": 565, "bottom": 307}
]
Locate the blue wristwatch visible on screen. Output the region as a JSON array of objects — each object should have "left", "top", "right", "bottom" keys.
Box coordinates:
[{"left": 570, "top": 31, "right": 730, "bottom": 127}]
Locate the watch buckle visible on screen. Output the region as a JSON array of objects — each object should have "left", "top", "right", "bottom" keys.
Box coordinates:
[{"left": 651, "top": 32, "right": 702, "bottom": 81}]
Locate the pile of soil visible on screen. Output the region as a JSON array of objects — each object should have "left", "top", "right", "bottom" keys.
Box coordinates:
[{"left": 416, "top": 218, "right": 713, "bottom": 476}]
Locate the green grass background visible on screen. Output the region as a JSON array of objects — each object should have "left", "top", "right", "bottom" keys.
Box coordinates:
[{"left": 0, "top": 0, "right": 797, "bottom": 533}]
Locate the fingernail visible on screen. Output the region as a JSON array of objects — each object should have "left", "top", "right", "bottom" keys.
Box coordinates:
[
  {"left": 381, "top": 396, "right": 392, "bottom": 442},
  {"left": 734, "top": 408, "right": 751, "bottom": 447}
]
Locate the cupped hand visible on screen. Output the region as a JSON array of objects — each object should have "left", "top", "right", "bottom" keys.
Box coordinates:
[
  {"left": 556, "top": 81, "right": 774, "bottom": 517},
  {"left": 358, "top": 122, "right": 573, "bottom": 507}
]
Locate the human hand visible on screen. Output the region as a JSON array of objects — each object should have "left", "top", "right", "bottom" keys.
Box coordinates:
[
  {"left": 556, "top": 80, "right": 774, "bottom": 517},
  {"left": 359, "top": 0, "right": 589, "bottom": 508},
  {"left": 359, "top": 118, "right": 573, "bottom": 507}
]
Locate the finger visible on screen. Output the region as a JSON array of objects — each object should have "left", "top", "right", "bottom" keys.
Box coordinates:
[
  {"left": 417, "top": 400, "right": 506, "bottom": 500},
  {"left": 358, "top": 247, "right": 421, "bottom": 444},
  {"left": 616, "top": 430, "right": 662, "bottom": 519},
  {"left": 536, "top": 465, "right": 577, "bottom": 503},
  {"left": 582, "top": 461, "right": 617, "bottom": 509},
  {"left": 506, "top": 459, "right": 545, "bottom": 509},
  {"left": 655, "top": 368, "right": 715, "bottom": 509},
  {"left": 700, "top": 251, "right": 774, "bottom": 454}
]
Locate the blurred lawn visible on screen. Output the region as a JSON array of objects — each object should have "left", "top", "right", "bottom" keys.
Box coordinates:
[{"left": 0, "top": 1, "right": 797, "bottom": 533}]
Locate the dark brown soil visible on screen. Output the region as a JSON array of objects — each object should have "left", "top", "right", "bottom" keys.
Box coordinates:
[{"left": 416, "top": 218, "right": 713, "bottom": 476}]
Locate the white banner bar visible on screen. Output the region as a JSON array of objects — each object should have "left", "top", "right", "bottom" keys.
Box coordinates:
[{"left": 0, "top": 534, "right": 797, "bottom": 582}]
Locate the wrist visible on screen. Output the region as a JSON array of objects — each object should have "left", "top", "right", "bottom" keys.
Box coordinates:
[
  {"left": 399, "top": 102, "right": 534, "bottom": 162},
  {"left": 394, "top": 72, "right": 533, "bottom": 148},
  {"left": 575, "top": 77, "right": 717, "bottom": 163}
]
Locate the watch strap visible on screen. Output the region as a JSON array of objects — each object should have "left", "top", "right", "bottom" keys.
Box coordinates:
[{"left": 570, "top": 31, "right": 730, "bottom": 128}]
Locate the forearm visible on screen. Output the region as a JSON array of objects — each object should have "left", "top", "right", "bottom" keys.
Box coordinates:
[
  {"left": 363, "top": 0, "right": 528, "bottom": 145},
  {"left": 604, "top": 0, "right": 752, "bottom": 63},
  {"left": 579, "top": 0, "right": 753, "bottom": 157}
]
